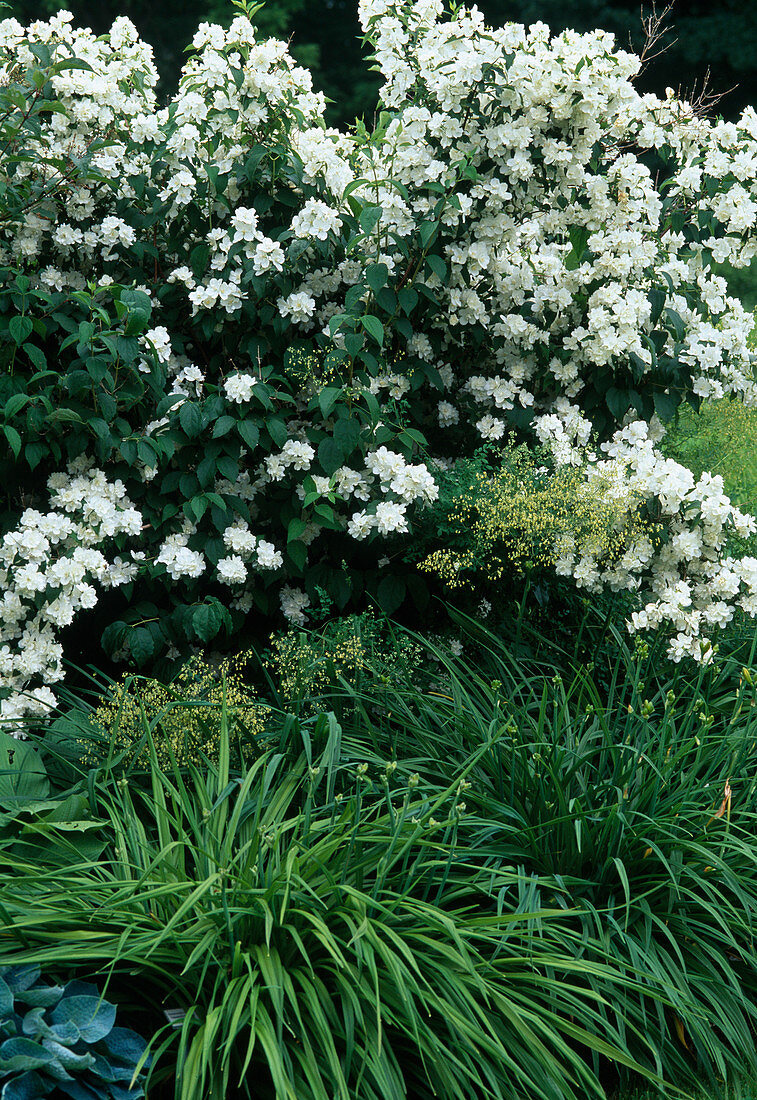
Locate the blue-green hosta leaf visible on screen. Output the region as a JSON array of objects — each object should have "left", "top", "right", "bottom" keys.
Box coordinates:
[
  {"left": 40, "top": 1040, "right": 96, "bottom": 1073},
  {"left": 109, "top": 1084, "right": 146, "bottom": 1100},
  {"left": 100, "top": 1026, "right": 149, "bottom": 1069},
  {"left": 54, "top": 1081, "right": 102, "bottom": 1100},
  {"left": 15, "top": 984, "right": 64, "bottom": 1010},
  {"left": 0, "top": 967, "right": 40, "bottom": 995},
  {"left": 50, "top": 996, "right": 115, "bottom": 1044},
  {"left": 0, "top": 1036, "right": 55, "bottom": 1073},
  {"left": 87, "top": 1053, "right": 115, "bottom": 1082},
  {"left": 21, "top": 1007, "right": 76, "bottom": 1044},
  {"left": 0, "top": 976, "right": 12, "bottom": 1017},
  {"left": 19, "top": 1008, "right": 48, "bottom": 1042},
  {"left": 1, "top": 1069, "right": 48, "bottom": 1100}
]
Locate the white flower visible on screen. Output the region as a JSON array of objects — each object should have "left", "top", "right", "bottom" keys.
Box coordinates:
[
  {"left": 143, "top": 326, "right": 172, "bottom": 363},
  {"left": 278, "top": 290, "right": 316, "bottom": 324},
  {"left": 253, "top": 238, "right": 285, "bottom": 274},
  {"left": 223, "top": 372, "right": 258, "bottom": 403},
  {"left": 281, "top": 440, "right": 315, "bottom": 470},
  {"left": 290, "top": 199, "right": 341, "bottom": 241},
  {"left": 280, "top": 585, "right": 310, "bottom": 626},
  {"left": 476, "top": 415, "right": 506, "bottom": 441},
  {"left": 375, "top": 501, "right": 408, "bottom": 535},
  {"left": 156, "top": 541, "right": 206, "bottom": 581},
  {"left": 231, "top": 206, "right": 259, "bottom": 241},
  {"left": 438, "top": 401, "right": 459, "bottom": 427},
  {"left": 256, "top": 541, "right": 283, "bottom": 569},
  {"left": 223, "top": 524, "right": 257, "bottom": 555},
  {"left": 217, "top": 555, "right": 247, "bottom": 584},
  {"left": 348, "top": 511, "right": 375, "bottom": 539}
]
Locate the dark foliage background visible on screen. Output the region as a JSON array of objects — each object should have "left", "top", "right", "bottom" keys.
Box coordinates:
[{"left": 6, "top": 0, "right": 757, "bottom": 127}]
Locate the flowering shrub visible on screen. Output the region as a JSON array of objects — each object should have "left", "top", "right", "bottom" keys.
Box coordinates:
[{"left": 3, "top": 0, "right": 757, "bottom": 722}]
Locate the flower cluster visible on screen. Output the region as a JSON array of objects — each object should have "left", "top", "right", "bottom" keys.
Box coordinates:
[
  {"left": 89, "top": 652, "right": 268, "bottom": 768},
  {"left": 217, "top": 520, "right": 284, "bottom": 585},
  {"left": 0, "top": 465, "right": 142, "bottom": 730},
  {"left": 575, "top": 422, "right": 757, "bottom": 662}
]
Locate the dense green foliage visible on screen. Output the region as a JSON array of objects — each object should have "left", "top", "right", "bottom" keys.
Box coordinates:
[
  {"left": 3, "top": 617, "right": 757, "bottom": 1097},
  {"left": 0, "top": 712, "right": 652, "bottom": 1100},
  {"left": 3, "top": 2, "right": 757, "bottom": 1097}
]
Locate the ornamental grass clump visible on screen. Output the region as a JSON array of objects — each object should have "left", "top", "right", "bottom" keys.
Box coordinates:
[
  {"left": 320, "top": 620, "right": 757, "bottom": 1094},
  {"left": 0, "top": 703, "right": 660, "bottom": 1100}
]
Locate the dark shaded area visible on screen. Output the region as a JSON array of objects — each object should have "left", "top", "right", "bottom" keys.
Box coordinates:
[{"left": 6, "top": 0, "right": 757, "bottom": 126}]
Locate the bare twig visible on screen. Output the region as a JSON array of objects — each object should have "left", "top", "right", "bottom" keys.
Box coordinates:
[
  {"left": 635, "top": 2, "right": 677, "bottom": 75},
  {"left": 632, "top": 3, "right": 735, "bottom": 121},
  {"left": 678, "top": 67, "right": 737, "bottom": 120}
]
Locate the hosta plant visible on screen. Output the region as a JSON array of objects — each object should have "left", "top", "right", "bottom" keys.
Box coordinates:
[{"left": 0, "top": 965, "right": 149, "bottom": 1100}]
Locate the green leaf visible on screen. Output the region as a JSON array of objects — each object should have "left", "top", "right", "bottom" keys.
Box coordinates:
[
  {"left": 287, "top": 541, "right": 307, "bottom": 571},
  {"left": 649, "top": 286, "right": 666, "bottom": 326},
  {"left": 360, "top": 315, "right": 384, "bottom": 346},
  {"left": 565, "top": 225, "right": 589, "bottom": 270},
  {"left": 50, "top": 57, "right": 93, "bottom": 73},
  {"left": 196, "top": 454, "right": 216, "bottom": 487},
  {"left": 334, "top": 417, "right": 361, "bottom": 455},
  {"left": 318, "top": 387, "right": 341, "bottom": 418},
  {"left": 136, "top": 439, "right": 156, "bottom": 467},
  {"left": 665, "top": 307, "right": 686, "bottom": 341},
  {"left": 190, "top": 243, "right": 210, "bottom": 279},
  {"left": 4, "top": 392, "right": 29, "bottom": 419},
  {"left": 419, "top": 221, "right": 437, "bottom": 248},
  {"left": 398, "top": 287, "right": 418, "bottom": 315},
  {"left": 606, "top": 388, "right": 631, "bottom": 421},
  {"left": 23, "top": 344, "right": 46, "bottom": 371},
  {"left": 287, "top": 518, "right": 308, "bottom": 542},
  {"left": 266, "top": 418, "right": 288, "bottom": 448},
  {"left": 217, "top": 455, "right": 239, "bottom": 481},
  {"left": 212, "top": 416, "right": 236, "bottom": 439},
  {"left": 179, "top": 401, "right": 203, "bottom": 439},
  {"left": 318, "top": 437, "right": 344, "bottom": 475},
  {"left": 123, "top": 309, "right": 150, "bottom": 337},
  {"left": 24, "top": 442, "right": 46, "bottom": 472},
  {"left": 425, "top": 254, "right": 447, "bottom": 282},
  {"left": 3, "top": 425, "right": 21, "bottom": 459},
  {"left": 358, "top": 205, "right": 383, "bottom": 235},
  {"left": 186, "top": 495, "right": 209, "bottom": 523},
  {"left": 653, "top": 390, "right": 680, "bottom": 422},
  {"left": 192, "top": 602, "right": 224, "bottom": 643},
  {"left": 376, "top": 575, "right": 407, "bottom": 615},
  {"left": 366, "top": 263, "right": 389, "bottom": 295},
  {"left": 0, "top": 733, "right": 50, "bottom": 808},
  {"left": 344, "top": 333, "right": 364, "bottom": 359},
  {"left": 129, "top": 627, "right": 155, "bottom": 666},
  {"left": 238, "top": 420, "right": 260, "bottom": 451},
  {"left": 8, "top": 316, "right": 33, "bottom": 345}
]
